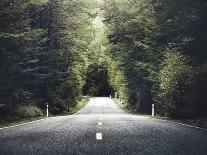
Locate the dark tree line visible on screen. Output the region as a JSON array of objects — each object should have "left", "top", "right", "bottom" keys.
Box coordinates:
[
  {"left": 0, "top": 0, "right": 94, "bottom": 119},
  {"left": 83, "top": 63, "right": 113, "bottom": 97},
  {"left": 0, "top": 0, "right": 207, "bottom": 120},
  {"left": 103, "top": 0, "right": 207, "bottom": 118}
]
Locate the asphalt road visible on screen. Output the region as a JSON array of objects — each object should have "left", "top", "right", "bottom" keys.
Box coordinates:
[{"left": 0, "top": 97, "right": 207, "bottom": 155}]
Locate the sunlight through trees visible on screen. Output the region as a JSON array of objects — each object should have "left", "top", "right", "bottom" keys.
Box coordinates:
[{"left": 0, "top": 0, "right": 207, "bottom": 121}]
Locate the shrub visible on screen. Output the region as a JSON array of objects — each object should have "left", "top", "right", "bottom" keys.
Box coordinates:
[
  {"left": 16, "top": 105, "right": 43, "bottom": 119},
  {"left": 158, "top": 49, "right": 194, "bottom": 117}
]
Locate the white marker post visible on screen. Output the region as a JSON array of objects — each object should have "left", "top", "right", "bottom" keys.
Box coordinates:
[
  {"left": 46, "top": 103, "right": 49, "bottom": 118},
  {"left": 152, "top": 104, "right": 155, "bottom": 117},
  {"left": 110, "top": 94, "right": 112, "bottom": 98},
  {"left": 96, "top": 133, "right": 102, "bottom": 140}
]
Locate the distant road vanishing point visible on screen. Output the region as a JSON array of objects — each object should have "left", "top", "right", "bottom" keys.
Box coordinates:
[{"left": 0, "top": 97, "right": 207, "bottom": 154}]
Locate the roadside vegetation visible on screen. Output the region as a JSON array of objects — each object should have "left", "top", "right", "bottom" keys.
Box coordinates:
[
  {"left": 114, "top": 98, "right": 207, "bottom": 129},
  {"left": 102, "top": 0, "right": 207, "bottom": 119},
  {"left": 0, "top": 97, "right": 88, "bottom": 128},
  {"left": 0, "top": 0, "right": 95, "bottom": 125},
  {"left": 0, "top": 0, "right": 207, "bottom": 125}
]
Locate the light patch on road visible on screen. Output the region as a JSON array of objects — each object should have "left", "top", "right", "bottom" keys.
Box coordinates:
[
  {"left": 96, "top": 133, "right": 102, "bottom": 140},
  {"left": 99, "top": 116, "right": 102, "bottom": 120},
  {"left": 98, "top": 122, "right": 102, "bottom": 126}
]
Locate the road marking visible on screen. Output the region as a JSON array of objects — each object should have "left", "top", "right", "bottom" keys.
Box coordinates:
[
  {"left": 0, "top": 118, "right": 49, "bottom": 130},
  {"left": 0, "top": 101, "right": 89, "bottom": 130},
  {"left": 158, "top": 119, "right": 207, "bottom": 131},
  {"left": 96, "top": 133, "right": 102, "bottom": 140},
  {"left": 72, "top": 102, "right": 88, "bottom": 115},
  {"left": 98, "top": 122, "right": 102, "bottom": 126}
]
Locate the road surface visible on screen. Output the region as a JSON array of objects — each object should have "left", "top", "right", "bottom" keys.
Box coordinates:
[{"left": 0, "top": 97, "right": 207, "bottom": 154}]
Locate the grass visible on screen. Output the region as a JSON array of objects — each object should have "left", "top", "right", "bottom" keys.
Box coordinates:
[
  {"left": 113, "top": 98, "right": 207, "bottom": 129},
  {"left": 68, "top": 97, "right": 89, "bottom": 115},
  {"left": 0, "top": 97, "right": 89, "bottom": 128},
  {"left": 113, "top": 98, "right": 152, "bottom": 118}
]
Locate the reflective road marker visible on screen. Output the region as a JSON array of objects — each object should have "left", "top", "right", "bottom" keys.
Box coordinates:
[{"left": 96, "top": 133, "right": 102, "bottom": 140}]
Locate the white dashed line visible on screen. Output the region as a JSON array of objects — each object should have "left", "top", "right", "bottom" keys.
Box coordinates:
[
  {"left": 96, "top": 133, "right": 102, "bottom": 140},
  {"left": 98, "top": 122, "right": 102, "bottom": 126}
]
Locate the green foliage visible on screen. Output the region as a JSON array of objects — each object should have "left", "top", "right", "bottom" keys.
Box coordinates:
[
  {"left": 158, "top": 49, "right": 194, "bottom": 117},
  {"left": 103, "top": 0, "right": 158, "bottom": 113},
  {"left": 0, "top": 0, "right": 95, "bottom": 118},
  {"left": 0, "top": 0, "right": 207, "bottom": 119},
  {"left": 16, "top": 105, "right": 43, "bottom": 118},
  {"left": 103, "top": 0, "right": 207, "bottom": 117},
  {"left": 83, "top": 63, "right": 113, "bottom": 96}
]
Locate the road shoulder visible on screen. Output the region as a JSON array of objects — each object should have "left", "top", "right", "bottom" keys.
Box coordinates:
[
  {"left": 0, "top": 97, "right": 89, "bottom": 129},
  {"left": 113, "top": 98, "right": 207, "bottom": 130}
]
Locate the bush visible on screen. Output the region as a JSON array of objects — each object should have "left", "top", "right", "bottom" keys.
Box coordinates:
[
  {"left": 158, "top": 49, "right": 194, "bottom": 117},
  {"left": 16, "top": 105, "right": 43, "bottom": 119}
]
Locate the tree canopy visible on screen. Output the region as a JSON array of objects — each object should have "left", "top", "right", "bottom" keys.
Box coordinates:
[{"left": 0, "top": 0, "right": 207, "bottom": 119}]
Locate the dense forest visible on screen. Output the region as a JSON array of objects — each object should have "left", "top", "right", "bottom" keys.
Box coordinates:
[
  {"left": 0, "top": 0, "right": 96, "bottom": 120},
  {"left": 103, "top": 0, "right": 207, "bottom": 117},
  {"left": 0, "top": 0, "right": 207, "bottom": 121}
]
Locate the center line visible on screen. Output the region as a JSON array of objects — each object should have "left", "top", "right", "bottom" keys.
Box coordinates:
[
  {"left": 96, "top": 133, "right": 102, "bottom": 140},
  {"left": 98, "top": 122, "right": 102, "bottom": 126}
]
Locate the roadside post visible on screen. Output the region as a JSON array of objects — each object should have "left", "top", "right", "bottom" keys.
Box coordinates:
[
  {"left": 46, "top": 103, "right": 49, "bottom": 118},
  {"left": 152, "top": 104, "right": 155, "bottom": 117}
]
